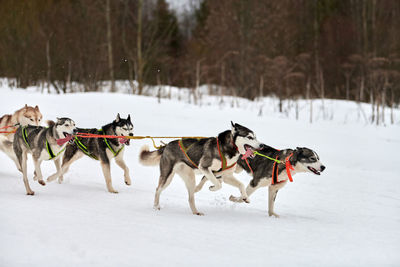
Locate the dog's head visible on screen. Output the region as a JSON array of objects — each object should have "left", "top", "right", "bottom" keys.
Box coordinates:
[
  {"left": 19, "top": 105, "right": 43, "bottom": 126},
  {"left": 231, "top": 121, "right": 263, "bottom": 157},
  {"left": 293, "top": 147, "right": 326, "bottom": 175},
  {"left": 54, "top": 118, "right": 77, "bottom": 144},
  {"left": 113, "top": 113, "right": 134, "bottom": 146}
]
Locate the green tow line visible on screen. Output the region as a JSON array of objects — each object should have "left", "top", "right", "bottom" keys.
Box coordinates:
[{"left": 253, "top": 151, "right": 282, "bottom": 164}]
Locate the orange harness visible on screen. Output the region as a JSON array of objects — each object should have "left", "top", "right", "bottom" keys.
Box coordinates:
[
  {"left": 0, "top": 125, "right": 17, "bottom": 134},
  {"left": 179, "top": 138, "right": 236, "bottom": 171},
  {"left": 272, "top": 153, "right": 294, "bottom": 184}
]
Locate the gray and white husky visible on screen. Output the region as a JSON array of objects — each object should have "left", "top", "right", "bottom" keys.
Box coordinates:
[
  {"left": 196, "top": 145, "right": 326, "bottom": 217},
  {"left": 13, "top": 118, "right": 77, "bottom": 195},
  {"left": 139, "top": 122, "right": 264, "bottom": 215},
  {"left": 46, "top": 114, "right": 134, "bottom": 193}
]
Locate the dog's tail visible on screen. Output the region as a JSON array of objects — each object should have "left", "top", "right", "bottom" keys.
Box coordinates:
[
  {"left": 139, "top": 145, "right": 165, "bottom": 166},
  {"left": 46, "top": 120, "right": 55, "bottom": 127}
]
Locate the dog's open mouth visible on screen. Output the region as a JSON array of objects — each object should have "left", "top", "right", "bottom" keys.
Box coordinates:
[
  {"left": 62, "top": 132, "right": 74, "bottom": 144},
  {"left": 243, "top": 144, "right": 255, "bottom": 159},
  {"left": 308, "top": 166, "right": 321, "bottom": 175},
  {"left": 119, "top": 137, "right": 130, "bottom": 146}
]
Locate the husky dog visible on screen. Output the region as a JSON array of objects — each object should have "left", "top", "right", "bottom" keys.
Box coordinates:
[
  {"left": 13, "top": 118, "right": 77, "bottom": 195},
  {"left": 0, "top": 105, "right": 43, "bottom": 170},
  {"left": 46, "top": 114, "right": 134, "bottom": 193},
  {"left": 205, "top": 146, "right": 326, "bottom": 217},
  {"left": 139, "top": 122, "right": 264, "bottom": 215}
]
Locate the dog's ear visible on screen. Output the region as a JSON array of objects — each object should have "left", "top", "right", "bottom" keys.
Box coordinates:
[
  {"left": 115, "top": 113, "right": 121, "bottom": 122},
  {"left": 24, "top": 104, "right": 28, "bottom": 108},
  {"left": 35, "top": 105, "right": 39, "bottom": 111},
  {"left": 127, "top": 114, "right": 131, "bottom": 123},
  {"left": 231, "top": 121, "right": 236, "bottom": 133},
  {"left": 56, "top": 117, "right": 61, "bottom": 125}
]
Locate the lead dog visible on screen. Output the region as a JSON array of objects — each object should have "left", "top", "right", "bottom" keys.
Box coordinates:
[
  {"left": 0, "top": 105, "right": 43, "bottom": 170},
  {"left": 196, "top": 146, "right": 326, "bottom": 217},
  {"left": 13, "top": 118, "right": 77, "bottom": 195},
  {"left": 139, "top": 122, "right": 264, "bottom": 215},
  {"left": 46, "top": 114, "right": 134, "bottom": 193}
]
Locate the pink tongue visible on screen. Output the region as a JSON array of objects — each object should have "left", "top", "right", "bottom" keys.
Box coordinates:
[
  {"left": 57, "top": 135, "right": 73, "bottom": 146},
  {"left": 119, "top": 138, "right": 127, "bottom": 144},
  {"left": 241, "top": 148, "right": 254, "bottom": 160}
]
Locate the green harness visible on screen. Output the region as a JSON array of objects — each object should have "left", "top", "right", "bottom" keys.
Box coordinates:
[
  {"left": 75, "top": 136, "right": 98, "bottom": 160},
  {"left": 100, "top": 129, "right": 124, "bottom": 157},
  {"left": 75, "top": 129, "right": 124, "bottom": 160},
  {"left": 22, "top": 126, "right": 65, "bottom": 160}
]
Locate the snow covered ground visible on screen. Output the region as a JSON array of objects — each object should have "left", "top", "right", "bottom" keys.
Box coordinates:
[{"left": 0, "top": 87, "right": 399, "bottom": 267}]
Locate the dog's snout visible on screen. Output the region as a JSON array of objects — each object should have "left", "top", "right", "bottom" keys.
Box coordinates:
[
  {"left": 320, "top": 165, "right": 326, "bottom": 172},
  {"left": 73, "top": 128, "right": 78, "bottom": 134},
  {"left": 129, "top": 133, "right": 134, "bottom": 136}
]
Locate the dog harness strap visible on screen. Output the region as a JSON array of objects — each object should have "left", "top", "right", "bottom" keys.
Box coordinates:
[
  {"left": 216, "top": 138, "right": 236, "bottom": 171},
  {"left": 285, "top": 153, "right": 294, "bottom": 182},
  {"left": 22, "top": 126, "right": 30, "bottom": 149},
  {"left": 271, "top": 157, "right": 279, "bottom": 185},
  {"left": 75, "top": 136, "right": 99, "bottom": 160},
  {"left": 99, "top": 129, "right": 124, "bottom": 157},
  {"left": 244, "top": 158, "right": 254, "bottom": 174},
  {"left": 45, "top": 140, "right": 65, "bottom": 160},
  {"left": 178, "top": 139, "right": 198, "bottom": 168}
]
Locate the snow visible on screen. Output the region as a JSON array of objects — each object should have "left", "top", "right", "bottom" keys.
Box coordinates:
[{"left": 0, "top": 86, "right": 399, "bottom": 267}]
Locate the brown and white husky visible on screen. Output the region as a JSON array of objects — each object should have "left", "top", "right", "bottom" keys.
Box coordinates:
[{"left": 0, "top": 105, "right": 43, "bottom": 170}]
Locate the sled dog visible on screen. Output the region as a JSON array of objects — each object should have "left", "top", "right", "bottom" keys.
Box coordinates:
[
  {"left": 139, "top": 122, "right": 264, "bottom": 215},
  {"left": 197, "top": 146, "right": 326, "bottom": 217},
  {"left": 46, "top": 114, "right": 134, "bottom": 193},
  {"left": 13, "top": 118, "right": 77, "bottom": 195},
  {"left": 0, "top": 105, "right": 43, "bottom": 170}
]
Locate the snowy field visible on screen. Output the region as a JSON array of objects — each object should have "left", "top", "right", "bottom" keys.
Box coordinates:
[{"left": 0, "top": 87, "right": 399, "bottom": 267}]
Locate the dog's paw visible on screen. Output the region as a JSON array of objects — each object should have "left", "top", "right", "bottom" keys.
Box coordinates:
[
  {"left": 38, "top": 180, "right": 46, "bottom": 186},
  {"left": 26, "top": 190, "right": 35, "bottom": 195},
  {"left": 47, "top": 175, "right": 57, "bottom": 183},
  {"left": 108, "top": 189, "right": 119, "bottom": 194},
  {"left": 58, "top": 177, "right": 64, "bottom": 184},
  {"left": 268, "top": 212, "right": 280, "bottom": 218},
  {"left": 229, "top": 195, "right": 243, "bottom": 203},
  {"left": 242, "top": 197, "right": 250, "bottom": 203},
  {"left": 125, "top": 178, "right": 131, "bottom": 186},
  {"left": 209, "top": 183, "right": 222, "bottom": 192},
  {"left": 194, "top": 212, "right": 204, "bottom": 216},
  {"left": 153, "top": 205, "right": 161, "bottom": 211}
]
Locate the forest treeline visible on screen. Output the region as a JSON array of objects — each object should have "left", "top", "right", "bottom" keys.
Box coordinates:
[{"left": 0, "top": 0, "right": 399, "bottom": 107}]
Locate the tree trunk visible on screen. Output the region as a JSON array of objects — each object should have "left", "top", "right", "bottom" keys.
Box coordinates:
[
  {"left": 359, "top": 76, "right": 364, "bottom": 102},
  {"left": 370, "top": 88, "right": 375, "bottom": 123},
  {"left": 137, "top": 0, "right": 144, "bottom": 95},
  {"left": 46, "top": 38, "right": 51, "bottom": 94},
  {"left": 106, "top": 0, "right": 115, "bottom": 92}
]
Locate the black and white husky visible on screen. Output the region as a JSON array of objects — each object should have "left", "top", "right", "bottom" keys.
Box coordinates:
[
  {"left": 139, "top": 122, "right": 264, "bottom": 215},
  {"left": 197, "top": 145, "right": 326, "bottom": 217},
  {"left": 46, "top": 114, "right": 134, "bottom": 193},
  {"left": 13, "top": 118, "right": 77, "bottom": 195}
]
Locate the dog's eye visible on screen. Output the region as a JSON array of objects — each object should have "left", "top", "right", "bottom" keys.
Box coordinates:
[
  {"left": 247, "top": 136, "right": 254, "bottom": 140},
  {"left": 310, "top": 157, "right": 316, "bottom": 161},
  {"left": 65, "top": 124, "right": 69, "bottom": 127}
]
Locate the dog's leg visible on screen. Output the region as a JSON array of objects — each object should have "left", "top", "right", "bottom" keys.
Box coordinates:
[
  {"left": 177, "top": 165, "right": 203, "bottom": 215},
  {"left": 21, "top": 152, "right": 34, "bottom": 195},
  {"left": 229, "top": 178, "right": 269, "bottom": 203},
  {"left": 199, "top": 167, "right": 222, "bottom": 191},
  {"left": 115, "top": 152, "right": 131, "bottom": 186},
  {"left": 2, "top": 139, "right": 22, "bottom": 172},
  {"left": 268, "top": 182, "right": 287, "bottom": 218},
  {"left": 100, "top": 160, "right": 118, "bottom": 193},
  {"left": 33, "top": 157, "right": 45, "bottom": 186},
  {"left": 47, "top": 152, "right": 83, "bottom": 183},
  {"left": 222, "top": 174, "right": 249, "bottom": 203},
  {"left": 194, "top": 176, "right": 207, "bottom": 193},
  {"left": 53, "top": 157, "right": 62, "bottom": 183},
  {"left": 154, "top": 160, "right": 175, "bottom": 210}
]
